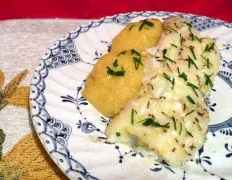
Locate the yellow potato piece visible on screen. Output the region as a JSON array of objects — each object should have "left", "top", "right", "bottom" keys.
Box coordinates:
[
  {"left": 110, "top": 18, "right": 162, "bottom": 53},
  {"left": 82, "top": 50, "right": 147, "bottom": 117}
]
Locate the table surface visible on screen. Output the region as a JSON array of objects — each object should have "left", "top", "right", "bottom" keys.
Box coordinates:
[{"left": 0, "top": 0, "right": 232, "bottom": 22}]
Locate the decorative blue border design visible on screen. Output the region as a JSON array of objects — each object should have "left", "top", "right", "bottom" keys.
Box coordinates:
[{"left": 30, "top": 11, "right": 232, "bottom": 179}]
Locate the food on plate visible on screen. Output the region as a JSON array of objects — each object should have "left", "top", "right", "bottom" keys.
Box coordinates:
[
  {"left": 82, "top": 18, "right": 162, "bottom": 117},
  {"left": 106, "top": 16, "right": 219, "bottom": 166},
  {"left": 111, "top": 18, "right": 162, "bottom": 53},
  {"left": 82, "top": 51, "right": 149, "bottom": 117}
]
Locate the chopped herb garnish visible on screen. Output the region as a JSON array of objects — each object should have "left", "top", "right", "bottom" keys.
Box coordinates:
[
  {"left": 180, "top": 36, "right": 185, "bottom": 45},
  {"left": 170, "top": 116, "right": 177, "bottom": 130},
  {"left": 188, "top": 27, "right": 194, "bottom": 41},
  {"left": 133, "top": 57, "right": 143, "bottom": 70},
  {"left": 167, "top": 26, "right": 178, "bottom": 33},
  {"left": 142, "top": 118, "right": 170, "bottom": 128},
  {"left": 187, "top": 55, "right": 198, "bottom": 69},
  {"left": 186, "top": 95, "right": 196, "bottom": 104},
  {"left": 147, "top": 101, "right": 150, "bottom": 109},
  {"left": 172, "top": 147, "right": 176, "bottom": 152},
  {"left": 195, "top": 36, "right": 202, "bottom": 42},
  {"left": 116, "top": 50, "right": 127, "bottom": 57},
  {"left": 139, "top": 19, "right": 154, "bottom": 31},
  {"left": 179, "top": 122, "right": 182, "bottom": 135},
  {"left": 185, "top": 109, "right": 195, "bottom": 116},
  {"left": 189, "top": 46, "right": 196, "bottom": 59},
  {"left": 174, "top": 23, "right": 180, "bottom": 29},
  {"left": 177, "top": 67, "right": 188, "bottom": 81},
  {"left": 129, "top": 24, "right": 135, "bottom": 30},
  {"left": 171, "top": 43, "right": 178, "bottom": 48},
  {"left": 204, "top": 43, "right": 215, "bottom": 52},
  {"left": 163, "top": 73, "right": 175, "bottom": 89},
  {"left": 131, "top": 108, "right": 137, "bottom": 124},
  {"left": 202, "top": 55, "right": 212, "bottom": 68},
  {"left": 195, "top": 117, "right": 199, "bottom": 123},
  {"left": 113, "top": 59, "right": 118, "bottom": 67},
  {"left": 162, "top": 49, "right": 174, "bottom": 63},
  {"left": 183, "top": 21, "right": 193, "bottom": 28},
  {"left": 187, "top": 82, "right": 199, "bottom": 97},
  {"left": 107, "top": 66, "right": 125, "bottom": 76},
  {"left": 131, "top": 49, "right": 141, "bottom": 56},
  {"left": 186, "top": 130, "right": 193, "bottom": 137},
  {"left": 204, "top": 73, "right": 213, "bottom": 88},
  {"left": 116, "top": 132, "right": 121, "bottom": 137}
]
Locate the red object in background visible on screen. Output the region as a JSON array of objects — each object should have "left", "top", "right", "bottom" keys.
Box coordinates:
[{"left": 0, "top": 0, "right": 232, "bottom": 22}]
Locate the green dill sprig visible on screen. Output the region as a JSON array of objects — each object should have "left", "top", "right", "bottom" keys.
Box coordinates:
[
  {"left": 189, "top": 46, "right": 196, "bottom": 60},
  {"left": 187, "top": 82, "right": 199, "bottom": 97},
  {"left": 141, "top": 118, "right": 170, "bottom": 128},
  {"left": 171, "top": 43, "right": 178, "bottom": 48},
  {"left": 113, "top": 59, "right": 118, "bottom": 67},
  {"left": 139, "top": 19, "right": 154, "bottom": 31},
  {"left": 116, "top": 132, "right": 121, "bottom": 137},
  {"left": 167, "top": 26, "right": 178, "bottom": 33},
  {"left": 186, "top": 95, "right": 196, "bottom": 104},
  {"left": 202, "top": 55, "right": 212, "bottom": 68},
  {"left": 186, "top": 130, "right": 193, "bottom": 137},
  {"left": 129, "top": 24, "right": 135, "bottom": 30},
  {"left": 163, "top": 73, "right": 175, "bottom": 89},
  {"left": 204, "top": 73, "right": 214, "bottom": 88},
  {"left": 179, "top": 122, "right": 182, "bottom": 135},
  {"left": 131, "top": 49, "right": 141, "bottom": 56},
  {"left": 131, "top": 108, "right": 137, "bottom": 124},
  {"left": 133, "top": 57, "right": 143, "bottom": 70},
  {"left": 187, "top": 55, "right": 198, "bottom": 69},
  {"left": 204, "top": 43, "right": 215, "bottom": 52},
  {"left": 185, "top": 109, "right": 195, "bottom": 116},
  {"left": 177, "top": 67, "right": 188, "bottom": 81},
  {"left": 162, "top": 49, "right": 175, "bottom": 63},
  {"left": 116, "top": 50, "right": 127, "bottom": 57},
  {"left": 170, "top": 116, "right": 177, "bottom": 130},
  {"left": 107, "top": 66, "right": 125, "bottom": 76}
]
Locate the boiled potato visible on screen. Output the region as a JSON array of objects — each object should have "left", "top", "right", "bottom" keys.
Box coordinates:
[
  {"left": 82, "top": 50, "right": 147, "bottom": 117},
  {"left": 110, "top": 18, "right": 162, "bottom": 53}
]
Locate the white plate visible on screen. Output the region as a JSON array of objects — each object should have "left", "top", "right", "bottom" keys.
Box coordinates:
[{"left": 30, "top": 11, "right": 232, "bottom": 180}]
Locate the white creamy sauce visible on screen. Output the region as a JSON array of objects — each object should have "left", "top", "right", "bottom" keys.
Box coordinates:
[{"left": 106, "top": 17, "right": 219, "bottom": 166}]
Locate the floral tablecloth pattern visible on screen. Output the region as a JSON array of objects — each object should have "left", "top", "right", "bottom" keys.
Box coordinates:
[{"left": 0, "top": 19, "right": 89, "bottom": 179}]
